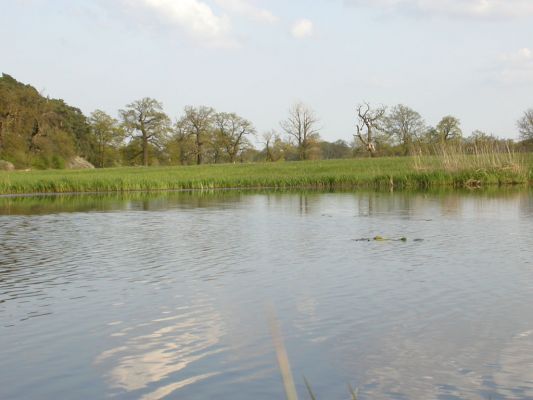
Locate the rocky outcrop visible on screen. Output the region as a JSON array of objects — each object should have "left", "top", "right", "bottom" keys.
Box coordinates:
[
  {"left": 67, "top": 156, "right": 95, "bottom": 170},
  {"left": 0, "top": 160, "right": 15, "bottom": 171}
]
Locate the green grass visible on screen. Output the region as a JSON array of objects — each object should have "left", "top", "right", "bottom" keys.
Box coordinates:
[{"left": 1, "top": 155, "right": 532, "bottom": 195}]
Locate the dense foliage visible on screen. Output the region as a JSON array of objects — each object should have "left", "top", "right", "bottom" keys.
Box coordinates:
[{"left": 0, "top": 74, "right": 90, "bottom": 169}]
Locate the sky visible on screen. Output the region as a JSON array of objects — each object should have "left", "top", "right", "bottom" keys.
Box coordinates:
[{"left": 2, "top": 0, "right": 533, "bottom": 142}]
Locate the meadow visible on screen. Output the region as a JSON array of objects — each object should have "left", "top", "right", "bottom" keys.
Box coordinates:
[{"left": 1, "top": 153, "right": 532, "bottom": 195}]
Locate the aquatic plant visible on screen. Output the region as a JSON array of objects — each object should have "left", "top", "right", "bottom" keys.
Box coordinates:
[{"left": 413, "top": 143, "right": 530, "bottom": 186}]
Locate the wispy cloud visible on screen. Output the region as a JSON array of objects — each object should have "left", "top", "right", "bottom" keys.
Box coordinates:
[
  {"left": 120, "top": 0, "right": 235, "bottom": 47},
  {"left": 214, "top": 0, "right": 278, "bottom": 23},
  {"left": 291, "top": 19, "right": 314, "bottom": 39},
  {"left": 345, "top": 0, "right": 533, "bottom": 19}
]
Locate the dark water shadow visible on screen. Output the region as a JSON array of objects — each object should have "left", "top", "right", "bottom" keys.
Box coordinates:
[{"left": 0, "top": 187, "right": 531, "bottom": 216}]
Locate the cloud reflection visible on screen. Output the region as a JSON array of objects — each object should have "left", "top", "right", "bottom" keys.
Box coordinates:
[
  {"left": 494, "top": 330, "right": 533, "bottom": 398},
  {"left": 95, "top": 304, "right": 225, "bottom": 398}
]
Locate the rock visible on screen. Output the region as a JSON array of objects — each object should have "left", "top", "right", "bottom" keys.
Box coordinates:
[
  {"left": 0, "top": 160, "right": 15, "bottom": 171},
  {"left": 67, "top": 156, "right": 95, "bottom": 170}
]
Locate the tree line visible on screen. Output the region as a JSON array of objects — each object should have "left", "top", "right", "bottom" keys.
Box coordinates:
[{"left": 1, "top": 73, "right": 532, "bottom": 169}]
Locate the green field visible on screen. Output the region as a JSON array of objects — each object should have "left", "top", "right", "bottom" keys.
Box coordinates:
[{"left": 1, "top": 154, "right": 532, "bottom": 195}]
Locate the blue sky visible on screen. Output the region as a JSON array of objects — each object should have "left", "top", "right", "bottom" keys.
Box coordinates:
[{"left": 2, "top": 0, "right": 532, "bottom": 141}]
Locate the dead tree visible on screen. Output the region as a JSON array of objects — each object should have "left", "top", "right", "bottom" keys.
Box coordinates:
[{"left": 354, "top": 102, "right": 386, "bottom": 157}]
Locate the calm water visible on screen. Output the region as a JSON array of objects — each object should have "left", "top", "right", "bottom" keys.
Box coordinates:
[{"left": 0, "top": 190, "right": 532, "bottom": 400}]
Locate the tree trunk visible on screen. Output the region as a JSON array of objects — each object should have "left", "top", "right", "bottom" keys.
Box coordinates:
[
  {"left": 367, "top": 128, "right": 375, "bottom": 157},
  {"left": 196, "top": 134, "right": 202, "bottom": 165},
  {"left": 229, "top": 143, "right": 238, "bottom": 163},
  {"left": 143, "top": 134, "right": 149, "bottom": 166},
  {"left": 100, "top": 139, "right": 105, "bottom": 168},
  {"left": 404, "top": 136, "right": 411, "bottom": 156}
]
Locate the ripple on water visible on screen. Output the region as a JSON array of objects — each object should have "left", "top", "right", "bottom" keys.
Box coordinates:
[{"left": 0, "top": 191, "right": 532, "bottom": 399}]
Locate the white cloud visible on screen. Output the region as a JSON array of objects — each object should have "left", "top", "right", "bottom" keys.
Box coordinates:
[
  {"left": 291, "top": 19, "right": 314, "bottom": 39},
  {"left": 495, "top": 47, "right": 533, "bottom": 84},
  {"left": 121, "top": 0, "right": 234, "bottom": 47},
  {"left": 345, "top": 0, "right": 533, "bottom": 19},
  {"left": 214, "top": 0, "right": 278, "bottom": 23}
]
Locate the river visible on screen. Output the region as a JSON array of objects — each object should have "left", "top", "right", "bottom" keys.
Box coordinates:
[{"left": 0, "top": 190, "right": 532, "bottom": 399}]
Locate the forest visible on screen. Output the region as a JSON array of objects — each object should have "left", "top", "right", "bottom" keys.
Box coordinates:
[{"left": 1, "top": 73, "right": 532, "bottom": 170}]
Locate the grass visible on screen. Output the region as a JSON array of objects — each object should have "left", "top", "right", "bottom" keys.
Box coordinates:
[
  {"left": 270, "top": 305, "right": 359, "bottom": 400},
  {"left": 0, "top": 153, "right": 532, "bottom": 195},
  {"left": 414, "top": 143, "right": 530, "bottom": 186},
  {"left": 304, "top": 379, "right": 359, "bottom": 400}
]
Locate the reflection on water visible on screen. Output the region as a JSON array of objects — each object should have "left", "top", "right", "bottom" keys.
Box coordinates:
[
  {"left": 95, "top": 300, "right": 225, "bottom": 398},
  {"left": 493, "top": 330, "right": 533, "bottom": 399},
  {"left": 0, "top": 189, "right": 532, "bottom": 399}
]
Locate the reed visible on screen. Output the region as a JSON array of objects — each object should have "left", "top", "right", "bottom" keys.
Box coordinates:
[
  {"left": 413, "top": 144, "right": 530, "bottom": 187},
  {"left": 0, "top": 153, "right": 531, "bottom": 195}
]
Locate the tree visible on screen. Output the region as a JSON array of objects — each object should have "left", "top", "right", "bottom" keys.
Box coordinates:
[
  {"left": 178, "top": 106, "right": 215, "bottom": 165},
  {"left": 517, "top": 109, "right": 533, "bottom": 141},
  {"left": 435, "top": 115, "right": 462, "bottom": 143},
  {"left": 169, "top": 118, "right": 194, "bottom": 165},
  {"left": 262, "top": 131, "right": 277, "bottom": 162},
  {"left": 383, "top": 104, "right": 426, "bottom": 155},
  {"left": 49, "top": 99, "right": 91, "bottom": 159},
  {"left": 354, "top": 102, "right": 386, "bottom": 157},
  {"left": 214, "top": 112, "right": 256, "bottom": 163},
  {"left": 119, "top": 98, "right": 170, "bottom": 166},
  {"left": 319, "top": 140, "right": 352, "bottom": 159},
  {"left": 88, "top": 110, "right": 124, "bottom": 168},
  {"left": 280, "top": 102, "right": 320, "bottom": 160},
  {"left": 468, "top": 130, "right": 497, "bottom": 143}
]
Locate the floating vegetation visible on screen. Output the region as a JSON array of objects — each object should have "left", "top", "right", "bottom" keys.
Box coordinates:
[{"left": 353, "top": 236, "right": 423, "bottom": 242}]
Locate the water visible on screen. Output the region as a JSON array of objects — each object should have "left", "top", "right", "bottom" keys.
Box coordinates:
[{"left": 0, "top": 190, "right": 532, "bottom": 400}]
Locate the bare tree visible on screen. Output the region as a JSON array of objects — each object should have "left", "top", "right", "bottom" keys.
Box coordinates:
[
  {"left": 178, "top": 106, "right": 215, "bottom": 165},
  {"left": 214, "top": 112, "right": 256, "bottom": 163},
  {"left": 280, "top": 102, "right": 319, "bottom": 160},
  {"left": 517, "top": 109, "right": 533, "bottom": 141},
  {"left": 262, "top": 130, "right": 278, "bottom": 162},
  {"left": 354, "top": 102, "right": 386, "bottom": 157},
  {"left": 119, "top": 98, "right": 170, "bottom": 166}
]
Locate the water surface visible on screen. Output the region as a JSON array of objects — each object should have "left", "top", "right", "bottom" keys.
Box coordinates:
[{"left": 0, "top": 190, "right": 532, "bottom": 399}]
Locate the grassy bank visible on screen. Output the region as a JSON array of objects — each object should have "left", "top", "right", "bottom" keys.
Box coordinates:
[{"left": 1, "top": 154, "right": 532, "bottom": 195}]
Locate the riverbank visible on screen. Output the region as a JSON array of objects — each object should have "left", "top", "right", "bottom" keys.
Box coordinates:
[{"left": 1, "top": 155, "right": 532, "bottom": 195}]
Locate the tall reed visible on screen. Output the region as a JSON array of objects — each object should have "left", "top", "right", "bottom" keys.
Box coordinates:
[{"left": 412, "top": 143, "right": 529, "bottom": 186}]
